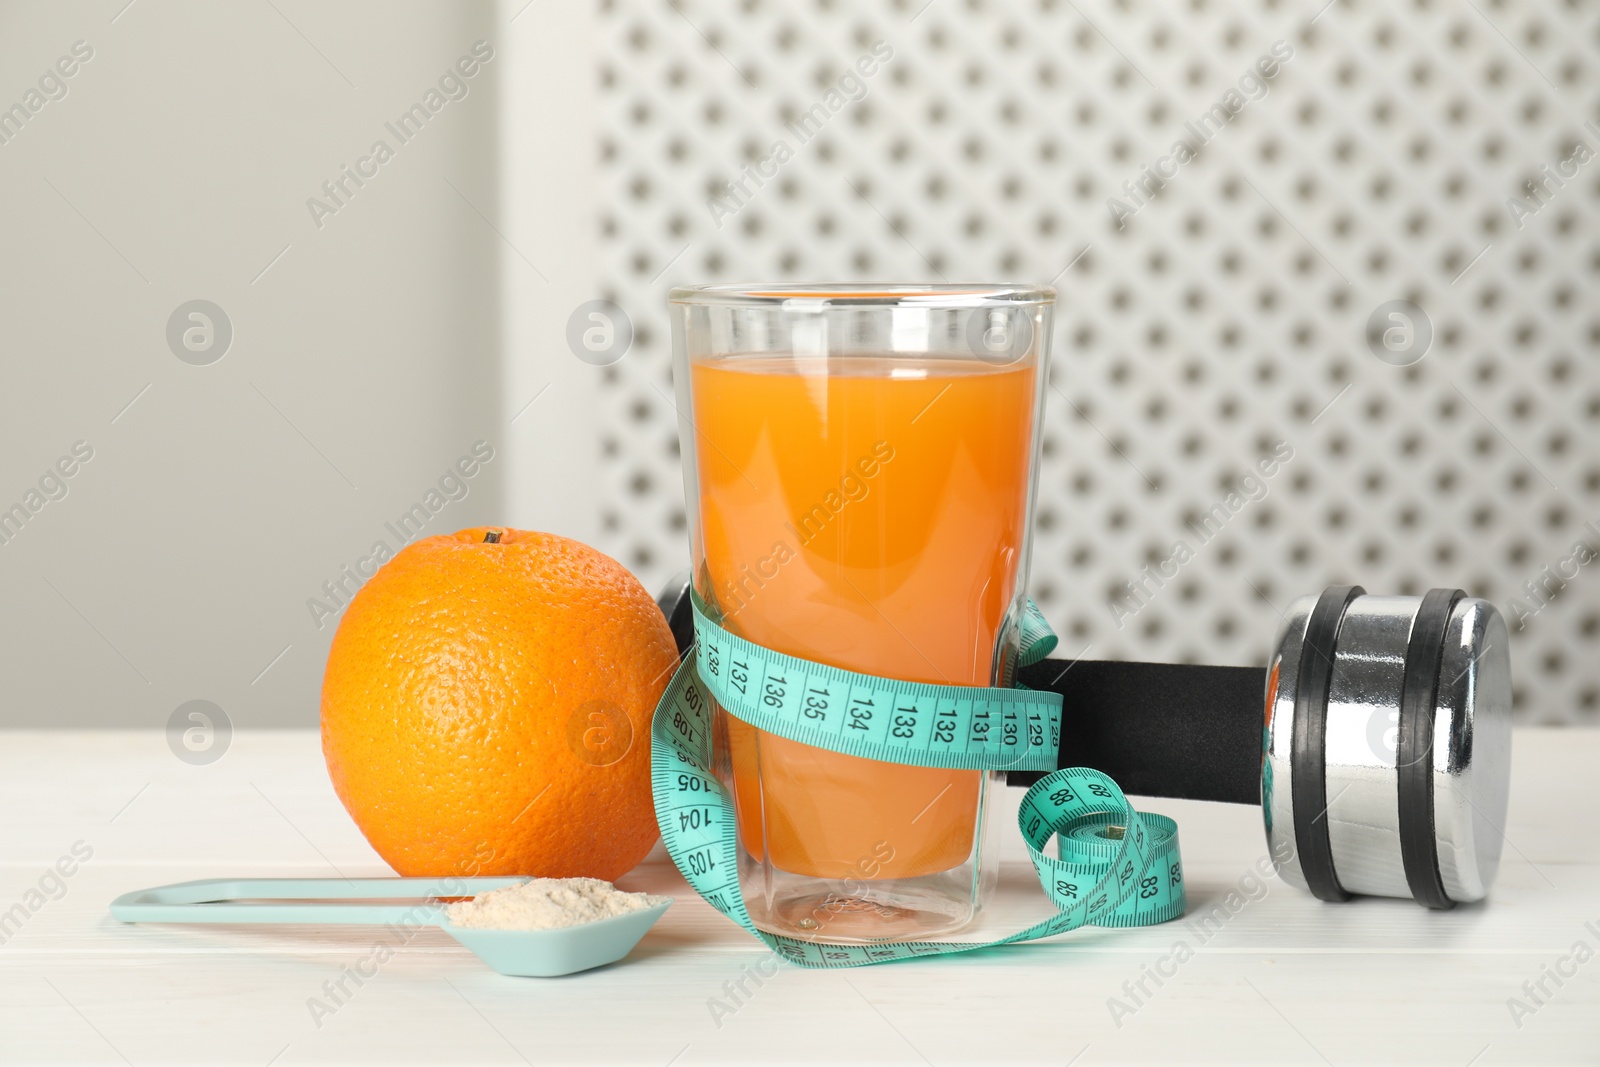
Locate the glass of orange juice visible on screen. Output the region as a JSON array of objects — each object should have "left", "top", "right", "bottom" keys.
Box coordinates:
[{"left": 669, "top": 284, "right": 1054, "bottom": 942}]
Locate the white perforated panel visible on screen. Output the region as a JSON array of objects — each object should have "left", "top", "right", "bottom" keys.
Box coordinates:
[{"left": 594, "top": 0, "right": 1599, "bottom": 723}]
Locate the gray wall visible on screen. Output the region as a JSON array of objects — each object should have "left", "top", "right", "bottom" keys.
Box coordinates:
[{"left": 0, "top": 1, "right": 509, "bottom": 727}]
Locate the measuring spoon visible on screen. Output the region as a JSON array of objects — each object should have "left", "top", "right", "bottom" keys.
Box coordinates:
[{"left": 110, "top": 877, "right": 672, "bottom": 977}]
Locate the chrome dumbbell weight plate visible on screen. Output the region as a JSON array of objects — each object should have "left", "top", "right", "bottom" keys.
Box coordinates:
[{"left": 1264, "top": 588, "right": 1513, "bottom": 907}]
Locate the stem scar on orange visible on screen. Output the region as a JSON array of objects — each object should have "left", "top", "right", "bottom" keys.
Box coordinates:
[{"left": 320, "top": 527, "right": 679, "bottom": 880}]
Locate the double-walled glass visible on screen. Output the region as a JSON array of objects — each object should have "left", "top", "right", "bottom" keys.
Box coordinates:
[{"left": 669, "top": 284, "right": 1054, "bottom": 943}]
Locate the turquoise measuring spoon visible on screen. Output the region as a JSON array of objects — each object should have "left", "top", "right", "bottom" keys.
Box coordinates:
[{"left": 110, "top": 877, "right": 672, "bottom": 977}]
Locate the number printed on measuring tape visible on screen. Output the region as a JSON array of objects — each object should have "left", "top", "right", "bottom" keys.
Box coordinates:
[{"left": 649, "top": 600, "right": 1186, "bottom": 969}]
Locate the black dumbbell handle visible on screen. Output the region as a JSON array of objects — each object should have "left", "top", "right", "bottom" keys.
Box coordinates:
[{"left": 1011, "top": 659, "right": 1264, "bottom": 806}]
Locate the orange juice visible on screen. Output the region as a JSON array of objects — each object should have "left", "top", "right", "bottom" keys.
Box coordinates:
[{"left": 690, "top": 355, "right": 1038, "bottom": 879}]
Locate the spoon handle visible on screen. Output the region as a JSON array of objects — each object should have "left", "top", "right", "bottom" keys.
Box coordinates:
[{"left": 110, "top": 877, "right": 530, "bottom": 927}]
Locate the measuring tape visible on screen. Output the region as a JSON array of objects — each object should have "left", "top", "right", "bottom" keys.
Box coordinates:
[{"left": 650, "top": 596, "right": 1186, "bottom": 967}]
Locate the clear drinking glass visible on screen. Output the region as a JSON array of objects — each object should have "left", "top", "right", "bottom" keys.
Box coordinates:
[{"left": 669, "top": 284, "right": 1054, "bottom": 943}]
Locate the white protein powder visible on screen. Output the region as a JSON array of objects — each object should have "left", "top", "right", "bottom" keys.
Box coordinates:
[{"left": 444, "top": 878, "right": 667, "bottom": 930}]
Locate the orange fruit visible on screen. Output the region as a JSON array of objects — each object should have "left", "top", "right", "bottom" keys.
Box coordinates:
[{"left": 320, "top": 527, "right": 678, "bottom": 880}]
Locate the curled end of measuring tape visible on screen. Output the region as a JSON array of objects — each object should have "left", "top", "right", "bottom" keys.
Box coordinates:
[
  {"left": 1021, "top": 770, "right": 1186, "bottom": 929},
  {"left": 1018, "top": 600, "right": 1059, "bottom": 667}
]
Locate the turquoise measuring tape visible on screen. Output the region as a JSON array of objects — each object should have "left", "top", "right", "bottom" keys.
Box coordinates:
[{"left": 650, "top": 596, "right": 1185, "bottom": 967}]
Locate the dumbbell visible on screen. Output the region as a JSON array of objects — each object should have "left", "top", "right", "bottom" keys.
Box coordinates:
[{"left": 656, "top": 579, "right": 1514, "bottom": 909}]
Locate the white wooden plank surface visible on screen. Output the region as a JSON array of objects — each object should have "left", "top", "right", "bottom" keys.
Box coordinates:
[{"left": 1, "top": 728, "right": 1596, "bottom": 1066}]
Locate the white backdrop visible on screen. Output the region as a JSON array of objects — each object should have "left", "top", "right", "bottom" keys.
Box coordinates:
[{"left": 591, "top": 0, "right": 1599, "bottom": 723}]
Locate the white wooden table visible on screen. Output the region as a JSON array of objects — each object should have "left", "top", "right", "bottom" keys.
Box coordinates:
[{"left": 2, "top": 728, "right": 1595, "bottom": 1065}]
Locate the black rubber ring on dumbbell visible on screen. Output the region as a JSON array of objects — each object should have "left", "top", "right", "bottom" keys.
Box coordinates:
[
  {"left": 1396, "top": 587, "right": 1466, "bottom": 910},
  {"left": 657, "top": 570, "right": 696, "bottom": 660},
  {"left": 1291, "top": 585, "right": 1364, "bottom": 903}
]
